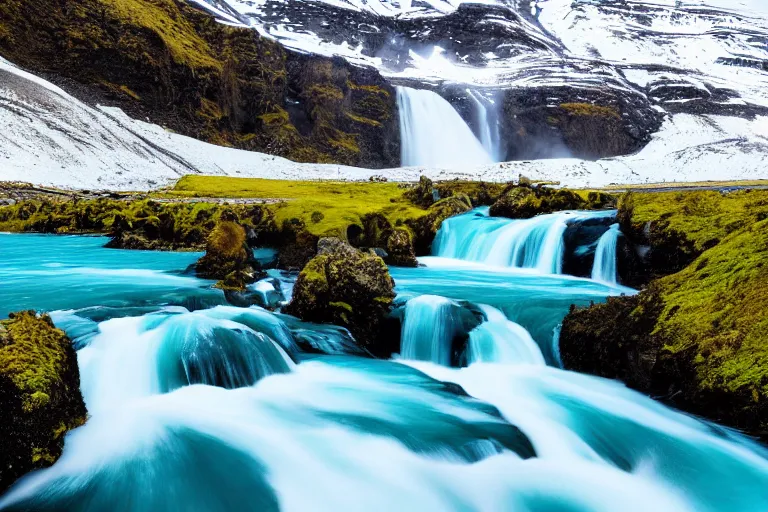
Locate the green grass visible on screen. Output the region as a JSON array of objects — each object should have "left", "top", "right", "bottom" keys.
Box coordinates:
[
  {"left": 629, "top": 189, "right": 768, "bottom": 251},
  {"left": 170, "top": 176, "right": 427, "bottom": 237},
  {"left": 656, "top": 218, "right": 768, "bottom": 397}
]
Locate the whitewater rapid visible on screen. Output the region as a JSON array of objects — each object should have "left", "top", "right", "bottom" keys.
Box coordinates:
[{"left": 1, "top": 215, "right": 767, "bottom": 511}]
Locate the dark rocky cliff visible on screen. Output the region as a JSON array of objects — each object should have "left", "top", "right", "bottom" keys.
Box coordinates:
[{"left": 0, "top": 0, "right": 400, "bottom": 168}]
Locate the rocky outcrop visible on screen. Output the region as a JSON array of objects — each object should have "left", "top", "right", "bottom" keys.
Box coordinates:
[
  {"left": 502, "top": 86, "right": 664, "bottom": 160},
  {"left": 0, "top": 0, "right": 399, "bottom": 167},
  {"left": 284, "top": 239, "right": 396, "bottom": 354},
  {"left": 0, "top": 311, "right": 87, "bottom": 493},
  {"left": 560, "top": 189, "right": 768, "bottom": 440}
]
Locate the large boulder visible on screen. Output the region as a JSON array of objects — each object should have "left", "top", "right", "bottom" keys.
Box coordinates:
[
  {"left": 0, "top": 311, "right": 87, "bottom": 493},
  {"left": 195, "top": 221, "right": 261, "bottom": 290},
  {"left": 284, "top": 239, "right": 396, "bottom": 354}
]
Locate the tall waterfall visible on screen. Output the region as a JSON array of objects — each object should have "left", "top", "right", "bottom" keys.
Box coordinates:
[
  {"left": 467, "top": 89, "right": 503, "bottom": 161},
  {"left": 434, "top": 208, "right": 616, "bottom": 274},
  {"left": 396, "top": 86, "right": 492, "bottom": 167},
  {"left": 591, "top": 223, "right": 621, "bottom": 284}
]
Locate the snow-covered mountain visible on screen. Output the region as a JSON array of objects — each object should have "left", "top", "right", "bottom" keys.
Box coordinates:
[{"left": 0, "top": 0, "right": 766, "bottom": 189}]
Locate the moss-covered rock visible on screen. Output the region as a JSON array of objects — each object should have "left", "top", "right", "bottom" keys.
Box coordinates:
[
  {"left": 489, "top": 186, "right": 598, "bottom": 219},
  {"left": 407, "top": 194, "right": 473, "bottom": 255},
  {"left": 195, "top": 221, "right": 261, "bottom": 290},
  {"left": 386, "top": 228, "right": 419, "bottom": 267},
  {"left": 0, "top": 311, "right": 87, "bottom": 493},
  {"left": 284, "top": 239, "right": 396, "bottom": 354},
  {"left": 405, "top": 176, "right": 437, "bottom": 208}
]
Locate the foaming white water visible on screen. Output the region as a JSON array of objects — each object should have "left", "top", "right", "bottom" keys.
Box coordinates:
[
  {"left": 2, "top": 360, "right": 701, "bottom": 512},
  {"left": 400, "top": 295, "right": 462, "bottom": 365},
  {"left": 592, "top": 223, "right": 621, "bottom": 284},
  {"left": 468, "top": 305, "right": 546, "bottom": 365},
  {"left": 434, "top": 208, "right": 617, "bottom": 274},
  {"left": 396, "top": 86, "right": 492, "bottom": 167},
  {"left": 78, "top": 308, "right": 295, "bottom": 414},
  {"left": 407, "top": 361, "right": 768, "bottom": 512}
]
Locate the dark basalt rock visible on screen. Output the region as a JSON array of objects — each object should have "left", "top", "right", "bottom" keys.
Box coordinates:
[
  {"left": 559, "top": 289, "right": 666, "bottom": 393},
  {"left": 284, "top": 239, "right": 396, "bottom": 354},
  {"left": 502, "top": 85, "right": 664, "bottom": 160},
  {"left": 0, "top": 311, "right": 87, "bottom": 493}
]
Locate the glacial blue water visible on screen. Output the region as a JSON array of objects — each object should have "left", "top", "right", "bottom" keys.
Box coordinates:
[{"left": 1, "top": 223, "right": 767, "bottom": 512}]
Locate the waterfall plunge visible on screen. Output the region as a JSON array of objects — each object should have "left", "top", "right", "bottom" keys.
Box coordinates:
[
  {"left": 397, "top": 86, "right": 492, "bottom": 167},
  {"left": 592, "top": 223, "right": 621, "bottom": 284},
  {"left": 467, "top": 89, "right": 504, "bottom": 161}
]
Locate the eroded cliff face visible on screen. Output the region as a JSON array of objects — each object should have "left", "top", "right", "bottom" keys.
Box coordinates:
[{"left": 0, "top": 0, "right": 400, "bottom": 168}]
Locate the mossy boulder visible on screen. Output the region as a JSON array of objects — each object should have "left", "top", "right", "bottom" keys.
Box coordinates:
[
  {"left": 489, "top": 186, "right": 591, "bottom": 219},
  {"left": 195, "top": 221, "right": 261, "bottom": 290},
  {"left": 405, "top": 176, "right": 437, "bottom": 208},
  {"left": 386, "top": 228, "right": 418, "bottom": 267},
  {"left": 0, "top": 311, "right": 87, "bottom": 493},
  {"left": 407, "top": 194, "right": 473, "bottom": 255},
  {"left": 284, "top": 239, "right": 396, "bottom": 354}
]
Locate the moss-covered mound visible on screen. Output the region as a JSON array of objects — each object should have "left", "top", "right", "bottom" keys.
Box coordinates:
[
  {"left": 0, "top": 311, "right": 87, "bottom": 493},
  {"left": 284, "top": 239, "right": 396, "bottom": 354},
  {"left": 0, "top": 0, "right": 398, "bottom": 167},
  {"left": 561, "top": 188, "right": 768, "bottom": 439},
  {"left": 195, "top": 220, "right": 262, "bottom": 290},
  {"left": 407, "top": 194, "right": 473, "bottom": 255},
  {"left": 489, "top": 186, "right": 614, "bottom": 219}
]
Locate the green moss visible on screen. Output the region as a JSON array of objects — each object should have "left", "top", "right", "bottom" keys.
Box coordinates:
[
  {"left": 0, "top": 311, "right": 87, "bottom": 491},
  {"left": 655, "top": 219, "right": 768, "bottom": 397},
  {"left": 627, "top": 189, "right": 768, "bottom": 252},
  {"left": 170, "top": 176, "right": 428, "bottom": 238},
  {"left": 560, "top": 102, "right": 621, "bottom": 119}
]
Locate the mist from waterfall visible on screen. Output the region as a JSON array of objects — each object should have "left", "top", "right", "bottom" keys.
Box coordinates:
[{"left": 396, "top": 86, "right": 492, "bottom": 167}]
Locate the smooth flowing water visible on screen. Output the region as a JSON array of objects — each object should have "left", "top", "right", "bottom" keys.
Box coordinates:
[
  {"left": 591, "top": 223, "right": 621, "bottom": 284},
  {"left": 396, "top": 86, "right": 492, "bottom": 167},
  {"left": 1, "top": 230, "right": 767, "bottom": 511}
]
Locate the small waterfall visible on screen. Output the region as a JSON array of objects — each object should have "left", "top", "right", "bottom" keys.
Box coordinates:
[
  {"left": 591, "top": 223, "right": 621, "bottom": 284},
  {"left": 396, "top": 86, "right": 492, "bottom": 167},
  {"left": 467, "top": 89, "right": 503, "bottom": 161},
  {"left": 468, "top": 305, "right": 545, "bottom": 365},
  {"left": 434, "top": 208, "right": 617, "bottom": 275},
  {"left": 401, "top": 295, "right": 462, "bottom": 365}
]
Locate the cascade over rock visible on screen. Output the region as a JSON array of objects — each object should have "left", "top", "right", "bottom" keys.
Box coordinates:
[{"left": 285, "top": 238, "right": 396, "bottom": 354}]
